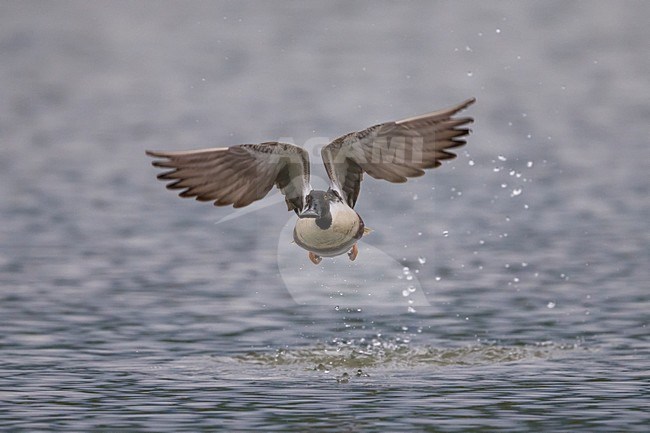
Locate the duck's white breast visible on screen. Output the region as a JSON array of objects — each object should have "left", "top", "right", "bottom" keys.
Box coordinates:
[{"left": 293, "top": 202, "right": 362, "bottom": 256}]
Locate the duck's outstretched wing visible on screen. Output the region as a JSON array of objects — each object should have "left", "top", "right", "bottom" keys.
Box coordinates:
[
  {"left": 146, "top": 142, "right": 311, "bottom": 212},
  {"left": 321, "top": 98, "right": 475, "bottom": 208}
]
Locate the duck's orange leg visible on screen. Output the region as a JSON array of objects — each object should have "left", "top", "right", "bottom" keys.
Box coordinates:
[
  {"left": 309, "top": 252, "right": 322, "bottom": 265},
  {"left": 347, "top": 243, "right": 358, "bottom": 261}
]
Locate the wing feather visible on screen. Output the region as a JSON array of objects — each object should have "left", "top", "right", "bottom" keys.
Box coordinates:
[
  {"left": 146, "top": 142, "right": 311, "bottom": 212},
  {"left": 321, "top": 98, "right": 475, "bottom": 207}
]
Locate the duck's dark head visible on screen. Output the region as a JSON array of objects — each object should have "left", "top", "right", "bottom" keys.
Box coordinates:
[{"left": 299, "top": 189, "right": 343, "bottom": 229}]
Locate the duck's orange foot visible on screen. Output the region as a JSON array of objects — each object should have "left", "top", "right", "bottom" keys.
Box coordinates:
[
  {"left": 309, "top": 252, "right": 322, "bottom": 265},
  {"left": 347, "top": 243, "right": 358, "bottom": 261}
]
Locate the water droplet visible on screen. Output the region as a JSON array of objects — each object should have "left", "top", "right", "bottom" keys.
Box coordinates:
[
  {"left": 418, "top": 256, "right": 427, "bottom": 264},
  {"left": 468, "top": 160, "right": 475, "bottom": 166},
  {"left": 498, "top": 155, "right": 507, "bottom": 161},
  {"left": 496, "top": 28, "right": 501, "bottom": 33},
  {"left": 406, "top": 275, "right": 413, "bottom": 281},
  {"left": 412, "top": 193, "right": 418, "bottom": 200},
  {"left": 527, "top": 161, "right": 534, "bottom": 168},
  {"left": 467, "top": 71, "right": 473, "bottom": 77},
  {"left": 501, "top": 183, "right": 508, "bottom": 188},
  {"left": 511, "top": 188, "right": 522, "bottom": 197},
  {"left": 408, "top": 286, "right": 416, "bottom": 293},
  {"left": 407, "top": 306, "right": 416, "bottom": 313},
  {"left": 334, "top": 305, "right": 340, "bottom": 311},
  {"left": 547, "top": 301, "right": 556, "bottom": 309},
  {"left": 402, "top": 289, "right": 410, "bottom": 297},
  {"left": 435, "top": 276, "right": 442, "bottom": 281},
  {"left": 442, "top": 230, "right": 449, "bottom": 237}
]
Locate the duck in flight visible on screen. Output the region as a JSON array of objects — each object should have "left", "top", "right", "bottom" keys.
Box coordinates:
[{"left": 147, "top": 98, "right": 475, "bottom": 264}]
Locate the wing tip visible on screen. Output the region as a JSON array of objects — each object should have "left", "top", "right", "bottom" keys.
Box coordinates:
[
  {"left": 157, "top": 171, "right": 176, "bottom": 180},
  {"left": 395, "top": 97, "right": 476, "bottom": 125},
  {"left": 146, "top": 149, "right": 165, "bottom": 158},
  {"left": 147, "top": 150, "right": 173, "bottom": 169},
  {"left": 464, "top": 97, "right": 477, "bottom": 106},
  {"left": 449, "top": 97, "right": 476, "bottom": 115}
]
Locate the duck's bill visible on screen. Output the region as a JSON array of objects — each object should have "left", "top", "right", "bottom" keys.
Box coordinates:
[{"left": 299, "top": 208, "right": 319, "bottom": 219}]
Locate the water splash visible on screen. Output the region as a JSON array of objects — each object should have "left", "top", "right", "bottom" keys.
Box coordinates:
[{"left": 237, "top": 339, "right": 585, "bottom": 370}]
